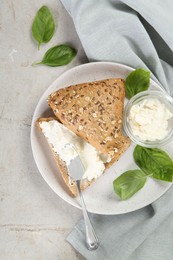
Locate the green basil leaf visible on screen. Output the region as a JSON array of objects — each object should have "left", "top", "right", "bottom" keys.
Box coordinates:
[
  {"left": 113, "top": 170, "right": 147, "bottom": 200},
  {"left": 32, "top": 6, "right": 55, "bottom": 49},
  {"left": 125, "top": 68, "right": 150, "bottom": 99},
  {"left": 134, "top": 145, "right": 173, "bottom": 182},
  {"left": 34, "top": 44, "right": 77, "bottom": 67}
]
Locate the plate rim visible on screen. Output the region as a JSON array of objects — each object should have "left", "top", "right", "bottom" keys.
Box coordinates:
[{"left": 31, "top": 61, "right": 172, "bottom": 215}]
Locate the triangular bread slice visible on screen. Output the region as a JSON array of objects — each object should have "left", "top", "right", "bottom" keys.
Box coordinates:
[
  {"left": 36, "top": 117, "right": 130, "bottom": 197},
  {"left": 48, "top": 78, "right": 130, "bottom": 158},
  {"left": 36, "top": 117, "right": 94, "bottom": 196}
]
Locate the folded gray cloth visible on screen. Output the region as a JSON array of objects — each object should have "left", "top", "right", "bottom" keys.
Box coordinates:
[{"left": 60, "top": 0, "right": 173, "bottom": 259}]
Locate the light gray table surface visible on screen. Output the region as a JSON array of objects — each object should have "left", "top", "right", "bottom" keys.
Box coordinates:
[{"left": 0, "top": 0, "right": 87, "bottom": 259}]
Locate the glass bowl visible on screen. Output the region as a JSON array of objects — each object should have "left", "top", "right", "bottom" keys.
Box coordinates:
[{"left": 123, "top": 90, "right": 173, "bottom": 147}]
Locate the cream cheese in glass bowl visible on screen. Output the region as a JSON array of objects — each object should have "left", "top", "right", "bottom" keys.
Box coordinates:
[{"left": 123, "top": 91, "right": 173, "bottom": 147}]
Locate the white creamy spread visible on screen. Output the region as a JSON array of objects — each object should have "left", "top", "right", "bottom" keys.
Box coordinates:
[
  {"left": 40, "top": 120, "right": 110, "bottom": 181},
  {"left": 127, "top": 98, "right": 173, "bottom": 141}
]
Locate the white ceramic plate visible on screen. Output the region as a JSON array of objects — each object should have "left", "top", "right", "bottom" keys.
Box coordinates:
[{"left": 31, "top": 62, "right": 173, "bottom": 215}]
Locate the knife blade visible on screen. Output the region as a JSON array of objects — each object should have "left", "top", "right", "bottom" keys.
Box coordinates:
[{"left": 63, "top": 143, "right": 85, "bottom": 181}]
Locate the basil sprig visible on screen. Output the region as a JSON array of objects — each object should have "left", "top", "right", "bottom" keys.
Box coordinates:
[
  {"left": 113, "top": 170, "right": 147, "bottom": 200},
  {"left": 33, "top": 44, "right": 77, "bottom": 67},
  {"left": 32, "top": 6, "right": 55, "bottom": 49},
  {"left": 113, "top": 146, "right": 173, "bottom": 200},
  {"left": 134, "top": 146, "right": 173, "bottom": 182},
  {"left": 125, "top": 68, "right": 150, "bottom": 99}
]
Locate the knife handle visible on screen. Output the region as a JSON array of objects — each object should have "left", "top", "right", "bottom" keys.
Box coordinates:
[{"left": 77, "top": 180, "right": 100, "bottom": 250}]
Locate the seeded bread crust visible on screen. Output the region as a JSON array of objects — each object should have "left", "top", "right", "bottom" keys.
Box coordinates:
[
  {"left": 48, "top": 78, "right": 131, "bottom": 159},
  {"left": 36, "top": 117, "right": 130, "bottom": 197}
]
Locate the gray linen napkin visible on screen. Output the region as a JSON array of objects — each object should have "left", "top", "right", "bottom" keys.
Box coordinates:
[{"left": 60, "top": 0, "right": 173, "bottom": 259}]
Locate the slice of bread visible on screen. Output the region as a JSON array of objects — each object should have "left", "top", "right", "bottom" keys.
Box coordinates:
[
  {"left": 36, "top": 117, "right": 131, "bottom": 197},
  {"left": 48, "top": 78, "right": 129, "bottom": 157},
  {"left": 36, "top": 117, "right": 95, "bottom": 197}
]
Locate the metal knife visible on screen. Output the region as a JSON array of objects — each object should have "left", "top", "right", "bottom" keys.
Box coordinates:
[{"left": 65, "top": 143, "right": 100, "bottom": 250}]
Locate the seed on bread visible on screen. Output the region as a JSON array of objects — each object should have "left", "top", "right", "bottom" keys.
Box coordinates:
[
  {"left": 92, "top": 113, "right": 97, "bottom": 118},
  {"left": 78, "top": 125, "right": 83, "bottom": 131},
  {"left": 114, "top": 133, "right": 118, "bottom": 138},
  {"left": 105, "top": 136, "right": 112, "bottom": 142},
  {"left": 79, "top": 107, "right": 84, "bottom": 114},
  {"left": 108, "top": 151, "right": 114, "bottom": 157},
  {"left": 85, "top": 96, "right": 90, "bottom": 101}
]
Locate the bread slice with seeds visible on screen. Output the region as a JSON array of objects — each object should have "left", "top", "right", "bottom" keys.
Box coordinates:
[
  {"left": 48, "top": 78, "right": 131, "bottom": 158},
  {"left": 36, "top": 117, "right": 95, "bottom": 197},
  {"left": 36, "top": 117, "right": 130, "bottom": 197}
]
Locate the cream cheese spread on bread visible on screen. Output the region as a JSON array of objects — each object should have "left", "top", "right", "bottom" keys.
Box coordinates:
[{"left": 39, "top": 120, "right": 110, "bottom": 181}]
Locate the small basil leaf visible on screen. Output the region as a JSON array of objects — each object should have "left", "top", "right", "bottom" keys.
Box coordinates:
[
  {"left": 34, "top": 44, "right": 77, "bottom": 67},
  {"left": 134, "top": 145, "right": 173, "bottom": 182},
  {"left": 32, "top": 6, "right": 55, "bottom": 49},
  {"left": 113, "top": 170, "right": 147, "bottom": 200},
  {"left": 125, "top": 68, "right": 150, "bottom": 99}
]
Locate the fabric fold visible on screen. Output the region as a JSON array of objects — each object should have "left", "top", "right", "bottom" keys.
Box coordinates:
[
  {"left": 66, "top": 187, "right": 173, "bottom": 260},
  {"left": 60, "top": 0, "right": 173, "bottom": 259}
]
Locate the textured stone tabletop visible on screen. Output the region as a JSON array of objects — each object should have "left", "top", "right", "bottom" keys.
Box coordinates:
[{"left": 0, "top": 0, "right": 86, "bottom": 259}]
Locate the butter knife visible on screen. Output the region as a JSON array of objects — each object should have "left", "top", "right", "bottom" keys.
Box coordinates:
[{"left": 65, "top": 144, "right": 100, "bottom": 250}]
